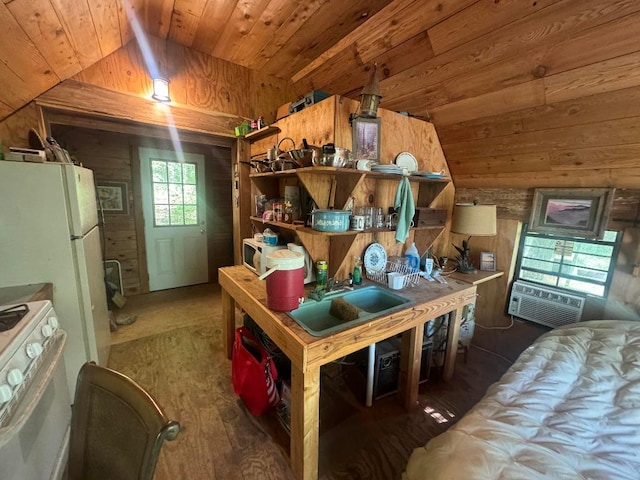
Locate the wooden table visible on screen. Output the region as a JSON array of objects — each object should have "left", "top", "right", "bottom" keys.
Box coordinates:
[
  {"left": 219, "top": 266, "right": 477, "bottom": 480},
  {"left": 448, "top": 270, "right": 504, "bottom": 285}
]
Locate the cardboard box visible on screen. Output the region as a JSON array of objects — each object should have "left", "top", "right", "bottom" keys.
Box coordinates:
[
  {"left": 5, "top": 151, "right": 46, "bottom": 162},
  {"left": 413, "top": 208, "right": 447, "bottom": 227}
]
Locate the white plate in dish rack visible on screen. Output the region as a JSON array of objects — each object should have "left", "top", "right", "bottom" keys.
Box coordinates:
[
  {"left": 364, "top": 243, "right": 387, "bottom": 272},
  {"left": 394, "top": 152, "right": 418, "bottom": 173}
]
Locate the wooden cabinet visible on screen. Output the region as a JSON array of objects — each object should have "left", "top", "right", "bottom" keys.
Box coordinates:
[{"left": 237, "top": 95, "right": 455, "bottom": 279}]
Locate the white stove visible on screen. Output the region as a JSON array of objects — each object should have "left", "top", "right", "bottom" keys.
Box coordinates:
[{"left": 0, "top": 300, "right": 71, "bottom": 480}]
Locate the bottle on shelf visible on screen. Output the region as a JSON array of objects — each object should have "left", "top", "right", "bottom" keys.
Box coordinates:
[
  {"left": 316, "top": 260, "right": 328, "bottom": 289},
  {"left": 352, "top": 256, "right": 363, "bottom": 285}
]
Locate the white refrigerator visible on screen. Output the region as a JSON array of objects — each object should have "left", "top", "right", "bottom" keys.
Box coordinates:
[{"left": 0, "top": 161, "right": 111, "bottom": 397}]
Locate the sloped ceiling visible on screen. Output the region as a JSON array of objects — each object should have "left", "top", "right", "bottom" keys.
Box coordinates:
[{"left": 2, "top": 0, "right": 640, "bottom": 188}]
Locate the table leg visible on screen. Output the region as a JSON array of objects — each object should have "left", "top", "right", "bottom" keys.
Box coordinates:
[
  {"left": 398, "top": 322, "right": 425, "bottom": 410},
  {"left": 221, "top": 287, "right": 235, "bottom": 359},
  {"left": 366, "top": 343, "right": 375, "bottom": 407},
  {"left": 290, "top": 364, "right": 320, "bottom": 480},
  {"left": 443, "top": 306, "right": 464, "bottom": 381}
]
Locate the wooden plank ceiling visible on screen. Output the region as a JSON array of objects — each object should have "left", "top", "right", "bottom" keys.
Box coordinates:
[{"left": 2, "top": 0, "right": 640, "bottom": 189}]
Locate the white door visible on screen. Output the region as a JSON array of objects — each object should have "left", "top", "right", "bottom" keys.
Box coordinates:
[{"left": 139, "top": 147, "right": 208, "bottom": 291}]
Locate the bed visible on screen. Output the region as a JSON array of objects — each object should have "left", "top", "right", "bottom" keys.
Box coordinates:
[{"left": 403, "top": 320, "right": 640, "bottom": 480}]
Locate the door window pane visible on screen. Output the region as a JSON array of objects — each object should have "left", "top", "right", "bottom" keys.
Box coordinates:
[
  {"left": 168, "top": 162, "right": 182, "bottom": 183},
  {"left": 154, "top": 205, "right": 170, "bottom": 226},
  {"left": 153, "top": 184, "right": 168, "bottom": 204},
  {"left": 152, "top": 161, "right": 167, "bottom": 182},
  {"left": 150, "top": 159, "right": 199, "bottom": 226},
  {"left": 183, "top": 163, "right": 196, "bottom": 184}
]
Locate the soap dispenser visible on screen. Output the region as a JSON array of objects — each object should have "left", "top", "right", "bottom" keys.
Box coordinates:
[{"left": 404, "top": 242, "right": 420, "bottom": 272}]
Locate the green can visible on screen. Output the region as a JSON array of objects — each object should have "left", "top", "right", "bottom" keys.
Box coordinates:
[{"left": 316, "top": 260, "right": 328, "bottom": 289}]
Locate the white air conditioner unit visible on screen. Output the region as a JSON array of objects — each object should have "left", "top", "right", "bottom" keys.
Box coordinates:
[{"left": 508, "top": 280, "right": 585, "bottom": 328}]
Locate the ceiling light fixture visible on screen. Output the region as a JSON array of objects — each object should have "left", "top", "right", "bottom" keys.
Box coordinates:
[{"left": 152, "top": 77, "right": 170, "bottom": 102}]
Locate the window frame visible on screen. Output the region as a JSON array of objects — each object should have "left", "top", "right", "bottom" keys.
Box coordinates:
[
  {"left": 514, "top": 224, "right": 621, "bottom": 298},
  {"left": 150, "top": 159, "right": 200, "bottom": 227}
]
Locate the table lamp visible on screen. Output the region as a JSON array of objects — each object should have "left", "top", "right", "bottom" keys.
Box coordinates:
[{"left": 450, "top": 203, "right": 497, "bottom": 274}]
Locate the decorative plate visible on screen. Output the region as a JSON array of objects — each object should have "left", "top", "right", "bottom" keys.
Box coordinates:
[
  {"left": 364, "top": 243, "right": 387, "bottom": 272},
  {"left": 395, "top": 152, "right": 418, "bottom": 173}
]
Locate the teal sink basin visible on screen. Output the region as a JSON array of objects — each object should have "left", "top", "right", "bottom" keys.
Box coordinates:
[{"left": 287, "top": 285, "right": 413, "bottom": 337}]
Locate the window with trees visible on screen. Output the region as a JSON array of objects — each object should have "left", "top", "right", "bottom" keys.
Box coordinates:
[{"left": 516, "top": 226, "right": 621, "bottom": 298}]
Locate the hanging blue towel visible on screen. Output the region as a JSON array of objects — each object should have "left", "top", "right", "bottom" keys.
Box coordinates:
[{"left": 394, "top": 176, "right": 415, "bottom": 243}]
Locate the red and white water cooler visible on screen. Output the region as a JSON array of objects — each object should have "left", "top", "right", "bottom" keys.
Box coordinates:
[{"left": 263, "top": 250, "right": 305, "bottom": 312}]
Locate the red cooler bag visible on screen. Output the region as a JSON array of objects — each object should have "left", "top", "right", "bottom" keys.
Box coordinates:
[{"left": 231, "top": 327, "right": 279, "bottom": 415}]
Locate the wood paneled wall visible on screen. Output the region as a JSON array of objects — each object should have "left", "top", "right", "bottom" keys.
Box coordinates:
[
  {"left": 73, "top": 35, "right": 293, "bottom": 124},
  {"left": 0, "top": 36, "right": 293, "bottom": 152},
  {"left": 448, "top": 219, "right": 522, "bottom": 328},
  {"left": 426, "top": 7, "right": 640, "bottom": 191},
  {"left": 455, "top": 188, "right": 640, "bottom": 229}
]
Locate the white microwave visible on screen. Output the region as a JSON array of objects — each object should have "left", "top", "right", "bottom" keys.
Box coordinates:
[{"left": 242, "top": 238, "right": 286, "bottom": 275}]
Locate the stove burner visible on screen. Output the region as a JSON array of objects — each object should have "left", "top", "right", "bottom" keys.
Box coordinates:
[{"left": 0, "top": 304, "right": 29, "bottom": 332}]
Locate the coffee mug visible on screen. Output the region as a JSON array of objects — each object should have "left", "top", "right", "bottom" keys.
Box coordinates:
[
  {"left": 387, "top": 272, "right": 404, "bottom": 290},
  {"left": 350, "top": 214, "right": 366, "bottom": 231},
  {"left": 356, "top": 159, "right": 372, "bottom": 171}
]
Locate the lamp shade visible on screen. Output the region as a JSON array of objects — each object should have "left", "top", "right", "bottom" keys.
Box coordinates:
[
  {"left": 451, "top": 203, "right": 497, "bottom": 236},
  {"left": 358, "top": 64, "right": 382, "bottom": 118},
  {"left": 152, "top": 77, "right": 170, "bottom": 102}
]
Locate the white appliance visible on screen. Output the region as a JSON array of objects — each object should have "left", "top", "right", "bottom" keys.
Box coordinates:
[
  {"left": 0, "top": 300, "right": 71, "bottom": 480},
  {"left": 242, "top": 238, "right": 316, "bottom": 284},
  {"left": 508, "top": 280, "right": 585, "bottom": 328},
  {"left": 287, "top": 243, "right": 315, "bottom": 284},
  {"left": 0, "top": 162, "right": 110, "bottom": 397},
  {"left": 242, "top": 238, "right": 287, "bottom": 275}
]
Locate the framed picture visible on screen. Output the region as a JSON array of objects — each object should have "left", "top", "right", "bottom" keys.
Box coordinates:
[
  {"left": 480, "top": 252, "right": 496, "bottom": 271},
  {"left": 352, "top": 117, "right": 381, "bottom": 161},
  {"left": 529, "top": 188, "right": 614, "bottom": 239},
  {"left": 97, "top": 182, "right": 128, "bottom": 214}
]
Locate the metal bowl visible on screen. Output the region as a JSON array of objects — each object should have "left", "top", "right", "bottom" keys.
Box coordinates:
[
  {"left": 286, "top": 148, "right": 317, "bottom": 167},
  {"left": 316, "top": 147, "right": 353, "bottom": 167}
]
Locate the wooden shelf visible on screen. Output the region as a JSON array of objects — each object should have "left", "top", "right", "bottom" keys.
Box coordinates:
[
  {"left": 249, "top": 165, "right": 362, "bottom": 178},
  {"left": 250, "top": 216, "right": 443, "bottom": 235},
  {"left": 250, "top": 216, "right": 359, "bottom": 236},
  {"left": 241, "top": 96, "right": 455, "bottom": 279},
  {"left": 243, "top": 125, "right": 280, "bottom": 141},
  {"left": 250, "top": 165, "right": 450, "bottom": 183}
]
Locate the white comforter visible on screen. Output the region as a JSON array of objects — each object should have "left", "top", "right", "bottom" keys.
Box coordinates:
[{"left": 403, "top": 320, "right": 640, "bottom": 480}]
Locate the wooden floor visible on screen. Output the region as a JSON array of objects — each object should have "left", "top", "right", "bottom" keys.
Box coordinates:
[{"left": 108, "top": 283, "right": 547, "bottom": 480}]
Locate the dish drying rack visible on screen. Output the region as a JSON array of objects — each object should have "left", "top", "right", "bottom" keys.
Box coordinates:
[{"left": 365, "top": 260, "right": 421, "bottom": 288}]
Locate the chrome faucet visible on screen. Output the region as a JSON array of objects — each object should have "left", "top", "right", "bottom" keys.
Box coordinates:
[{"left": 308, "top": 277, "right": 353, "bottom": 301}]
